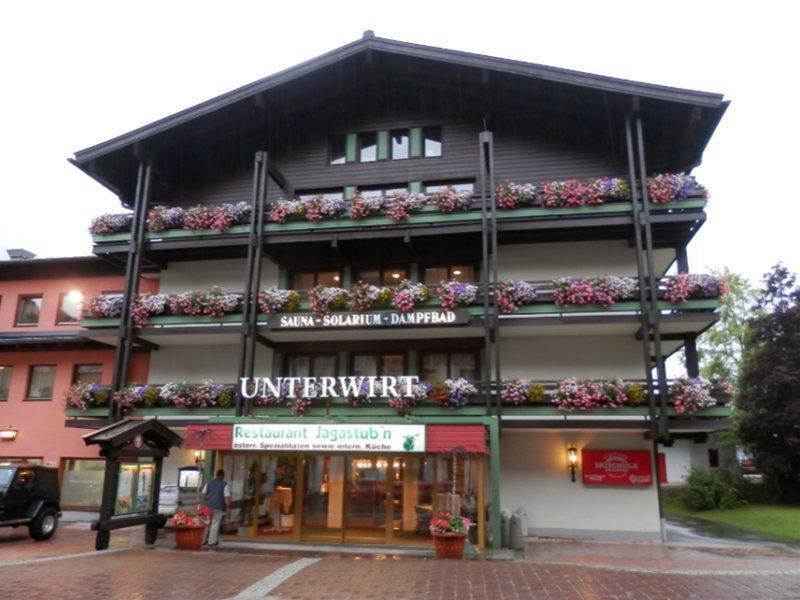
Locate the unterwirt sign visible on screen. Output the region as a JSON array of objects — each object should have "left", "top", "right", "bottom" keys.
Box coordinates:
[
  {"left": 232, "top": 423, "right": 426, "bottom": 453},
  {"left": 266, "top": 308, "right": 471, "bottom": 330},
  {"left": 239, "top": 375, "right": 420, "bottom": 399}
]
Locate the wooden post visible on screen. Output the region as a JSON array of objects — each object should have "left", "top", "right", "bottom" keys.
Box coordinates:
[
  {"left": 477, "top": 456, "right": 486, "bottom": 549},
  {"left": 95, "top": 456, "right": 119, "bottom": 550},
  {"left": 145, "top": 456, "right": 163, "bottom": 545},
  {"left": 385, "top": 459, "right": 395, "bottom": 542},
  {"left": 293, "top": 455, "right": 305, "bottom": 542}
]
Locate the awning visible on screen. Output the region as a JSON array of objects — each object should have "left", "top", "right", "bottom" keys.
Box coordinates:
[
  {"left": 425, "top": 425, "right": 487, "bottom": 454},
  {"left": 186, "top": 423, "right": 488, "bottom": 454},
  {"left": 185, "top": 424, "right": 233, "bottom": 450}
]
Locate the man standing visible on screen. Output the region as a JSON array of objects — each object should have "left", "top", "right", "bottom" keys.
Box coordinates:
[{"left": 202, "top": 469, "right": 231, "bottom": 547}]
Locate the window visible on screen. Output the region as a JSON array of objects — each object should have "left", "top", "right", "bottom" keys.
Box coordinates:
[
  {"left": 423, "top": 127, "right": 442, "bottom": 157},
  {"left": 57, "top": 292, "right": 83, "bottom": 324},
  {"left": 420, "top": 351, "right": 477, "bottom": 382},
  {"left": 15, "top": 296, "right": 42, "bottom": 326},
  {"left": 27, "top": 365, "right": 56, "bottom": 400},
  {"left": 290, "top": 270, "right": 342, "bottom": 290},
  {"left": 298, "top": 190, "right": 344, "bottom": 203},
  {"left": 390, "top": 129, "right": 409, "bottom": 160},
  {"left": 358, "top": 185, "right": 408, "bottom": 200},
  {"left": 425, "top": 181, "right": 474, "bottom": 194},
  {"left": 286, "top": 354, "right": 337, "bottom": 377},
  {"left": 708, "top": 448, "right": 720, "bottom": 468},
  {"left": 355, "top": 267, "right": 408, "bottom": 286},
  {"left": 0, "top": 366, "right": 11, "bottom": 400},
  {"left": 423, "top": 265, "right": 476, "bottom": 285},
  {"left": 73, "top": 364, "right": 103, "bottom": 385},
  {"left": 329, "top": 135, "right": 346, "bottom": 165},
  {"left": 358, "top": 132, "right": 377, "bottom": 163},
  {"left": 352, "top": 353, "right": 405, "bottom": 377},
  {"left": 61, "top": 459, "right": 105, "bottom": 508}
]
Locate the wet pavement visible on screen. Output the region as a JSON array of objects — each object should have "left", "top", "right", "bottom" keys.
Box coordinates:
[
  {"left": 666, "top": 516, "right": 800, "bottom": 550},
  {"left": 2, "top": 523, "right": 800, "bottom": 598}
]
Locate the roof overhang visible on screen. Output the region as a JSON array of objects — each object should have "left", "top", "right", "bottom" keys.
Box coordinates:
[{"left": 71, "top": 34, "right": 728, "bottom": 203}]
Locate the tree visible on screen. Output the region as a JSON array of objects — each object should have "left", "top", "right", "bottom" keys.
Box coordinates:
[
  {"left": 697, "top": 268, "right": 757, "bottom": 382},
  {"left": 737, "top": 264, "right": 800, "bottom": 502}
]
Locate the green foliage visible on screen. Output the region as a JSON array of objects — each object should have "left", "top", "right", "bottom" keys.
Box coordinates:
[
  {"left": 525, "top": 382, "right": 547, "bottom": 404},
  {"left": 626, "top": 383, "right": 645, "bottom": 406},
  {"left": 697, "top": 268, "right": 757, "bottom": 383},
  {"left": 142, "top": 386, "right": 161, "bottom": 408},
  {"left": 738, "top": 264, "right": 800, "bottom": 502},
  {"left": 683, "top": 467, "right": 744, "bottom": 511},
  {"left": 217, "top": 387, "right": 235, "bottom": 408},
  {"left": 92, "top": 388, "right": 110, "bottom": 406}
]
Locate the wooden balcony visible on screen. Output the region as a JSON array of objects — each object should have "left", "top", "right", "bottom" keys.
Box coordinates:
[{"left": 89, "top": 196, "right": 707, "bottom": 259}]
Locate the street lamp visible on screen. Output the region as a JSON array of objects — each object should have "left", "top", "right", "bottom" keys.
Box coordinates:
[{"left": 567, "top": 444, "right": 579, "bottom": 483}]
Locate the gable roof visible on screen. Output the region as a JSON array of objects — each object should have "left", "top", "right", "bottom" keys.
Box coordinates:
[{"left": 73, "top": 33, "right": 726, "bottom": 166}]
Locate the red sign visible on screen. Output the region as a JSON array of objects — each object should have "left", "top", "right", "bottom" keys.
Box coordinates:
[{"left": 581, "top": 449, "right": 653, "bottom": 486}]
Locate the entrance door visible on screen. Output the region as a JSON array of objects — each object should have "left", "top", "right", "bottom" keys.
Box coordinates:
[
  {"left": 301, "top": 455, "right": 344, "bottom": 542},
  {"left": 344, "top": 456, "right": 391, "bottom": 543}
]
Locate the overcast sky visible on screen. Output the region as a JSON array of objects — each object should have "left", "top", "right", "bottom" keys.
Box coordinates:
[{"left": 1, "top": 1, "right": 797, "bottom": 284}]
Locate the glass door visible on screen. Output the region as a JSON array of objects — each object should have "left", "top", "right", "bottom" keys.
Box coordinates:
[
  {"left": 301, "top": 455, "right": 344, "bottom": 542},
  {"left": 344, "top": 456, "right": 390, "bottom": 543}
]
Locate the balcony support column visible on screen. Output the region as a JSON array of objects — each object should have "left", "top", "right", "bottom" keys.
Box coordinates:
[
  {"left": 626, "top": 109, "right": 667, "bottom": 540},
  {"left": 237, "top": 151, "right": 269, "bottom": 417},
  {"left": 635, "top": 114, "right": 670, "bottom": 441},
  {"left": 110, "top": 161, "right": 152, "bottom": 420},
  {"left": 479, "top": 131, "right": 500, "bottom": 421},
  {"left": 676, "top": 244, "right": 689, "bottom": 274},
  {"left": 684, "top": 333, "right": 700, "bottom": 378}
]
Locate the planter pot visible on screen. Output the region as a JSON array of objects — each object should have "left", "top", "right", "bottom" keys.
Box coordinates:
[
  {"left": 174, "top": 525, "right": 206, "bottom": 550},
  {"left": 432, "top": 532, "right": 467, "bottom": 559}
]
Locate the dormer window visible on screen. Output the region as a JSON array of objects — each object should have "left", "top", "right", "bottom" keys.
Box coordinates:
[
  {"left": 329, "top": 126, "right": 442, "bottom": 165},
  {"left": 358, "top": 132, "right": 378, "bottom": 163}
]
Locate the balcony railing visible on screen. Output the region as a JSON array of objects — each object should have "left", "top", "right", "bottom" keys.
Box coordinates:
[
  {"left": 64, "top": 377, "right": 732, "bottom": 418},
  {"left": 79, "top": 274, "right": 726, "bottom": 330},
  {"left": 88, "top": 173, "right": 708, "bottom": 242}
]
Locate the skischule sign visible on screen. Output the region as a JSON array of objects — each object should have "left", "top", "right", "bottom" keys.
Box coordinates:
[
  {"left": 232, "top": 423, "right": 426, "bottom": 452},
  {"left": 267, "top": 308, "right": 470, "bottom": 330}
]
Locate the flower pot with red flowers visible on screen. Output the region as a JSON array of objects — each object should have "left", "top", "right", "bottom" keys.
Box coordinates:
[
  {"left": 429, "top": 512, "right": 473, "bottom": 559},
  {"left": 169, "top": 506, "right": 213, "bottom": 550}
]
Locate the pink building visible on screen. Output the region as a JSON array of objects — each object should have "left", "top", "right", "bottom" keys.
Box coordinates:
[{"left": 0, "top": 255, "right": 157, "bottom": 508}]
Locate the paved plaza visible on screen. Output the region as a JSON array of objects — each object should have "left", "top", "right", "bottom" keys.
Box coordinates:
[{"left": 2, "top": 524, "right": 800, "bottom": 599}]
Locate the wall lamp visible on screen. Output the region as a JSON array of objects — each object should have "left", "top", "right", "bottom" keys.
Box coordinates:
[
  {"left": 193, "top": 450, "right": 205, "bottom": 465},
  {"left": 567, "top": 444, "right": 579, "bottom": 482},
  {"left": 0, "top": 427, "right": 19, "bottom": 442}
]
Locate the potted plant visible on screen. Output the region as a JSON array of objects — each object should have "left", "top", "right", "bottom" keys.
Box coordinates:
[
  {"left": 429, "top": 511, "right": 473, "bottom": 559},
  {"left": 169, "top": 506, "right": 213, "bottom": 550}
]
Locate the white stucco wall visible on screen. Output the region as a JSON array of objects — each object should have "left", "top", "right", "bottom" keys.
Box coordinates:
[
  {"left": 148, "top": 344, "right": 274, "bottom": 384},
  {"left": 161, "top": 446, "right": 199, "bottom": 488},
  {"left": 500, "top": 430, "right": 661, "bottom": 540},
  {"left": 660, "top": 439, "right": 737, "bottom": 484},
  {"left": 158, "top": 259, "right": 279, "bottom": 293},
  {"left": 497, "top": 241, "right": 673, "bottom": 281},
  {"left": 500, "top": 336, "right": 646, "bottom": 380}
]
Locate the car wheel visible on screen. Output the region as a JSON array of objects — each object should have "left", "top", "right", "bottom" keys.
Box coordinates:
[{"left": 29, "top": 508, "right": 58, "bottom": 541}]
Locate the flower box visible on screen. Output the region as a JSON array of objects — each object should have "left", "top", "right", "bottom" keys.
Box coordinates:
[
  {"left": 174, "top": 525, "right": 206, "bottom": 550},
  {"left": 432, "top": 532, "right": 467, "bottom": 559}
]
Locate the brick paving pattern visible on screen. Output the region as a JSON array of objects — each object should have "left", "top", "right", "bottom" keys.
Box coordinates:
[
  {"left": 269, "top": 557, "right": 800, "bottom": 600},
  {"left": 2, "top": 526, "right": 800, "bottom": 599}
]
